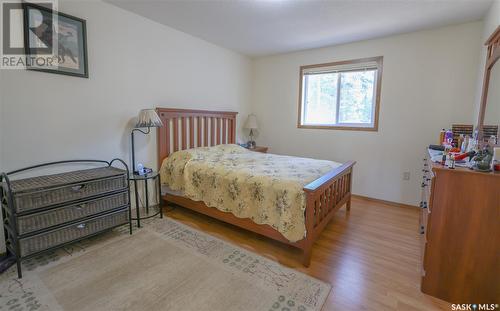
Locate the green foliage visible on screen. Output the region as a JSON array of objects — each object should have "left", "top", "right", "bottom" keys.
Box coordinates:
[
  {"left": 339, "top": 70, "right": 375, "bottom": 123},
  {"left": 303, "top": 70, "right": 375, "bottom": 125}
]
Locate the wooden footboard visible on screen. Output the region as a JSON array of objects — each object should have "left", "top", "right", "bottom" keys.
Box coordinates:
[
  {"left": 163, "top": 161, "right": 355, "bottom": 267},
  {"left": 300, "top": 161, "right": 355, "bottom": 266}
]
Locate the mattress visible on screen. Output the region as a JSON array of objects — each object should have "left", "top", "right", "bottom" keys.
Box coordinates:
[{"left": 160, "top": 144, "right": 340, "bottom": 242}]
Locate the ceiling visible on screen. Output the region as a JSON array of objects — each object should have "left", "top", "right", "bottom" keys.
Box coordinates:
[{"left": 107, "top": 0, "right": 493, "bottom": 57}]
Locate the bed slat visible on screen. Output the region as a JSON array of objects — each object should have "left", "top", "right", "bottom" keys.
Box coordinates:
[
  {"left": 329, "top": 184, "right": 334, "bottom": 214},
  {"left": 204, "top": 117, "right": 208, "bottom": 147},
  {"left": 181, "top": 117, "right": 187, "bottom": 150},
  {"left": 173, "top": 117, "right": 179, "bottom": 152},
  {"left": 197, "top": 117, "right": 202, "bottom": 147},
  {"left": 222, "top": 119, "right": 227, "bottom": 144},
  {"left": 216, "top": 118, "right": 221, "bottom": 145},
  {"left": 211, "top": 117, "right": 215, "bottom": 146},
  {"left": 229, "top": 119, "right": 233, "bottom": 143},
  {"left": 189, "top": 116, "right": 194, "bottom": 148}
]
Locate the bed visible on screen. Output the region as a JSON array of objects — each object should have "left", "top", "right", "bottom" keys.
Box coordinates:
[{"left": 157, "top": 108, "right": 355, "bottom": 266}]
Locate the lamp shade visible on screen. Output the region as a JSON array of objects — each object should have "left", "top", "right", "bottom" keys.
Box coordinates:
[
  {"left": 135, "top": 109, "right": 163, "bottom": 128},
  {"left": 244, "top": 114, "right": 258, "bottom": 129}
]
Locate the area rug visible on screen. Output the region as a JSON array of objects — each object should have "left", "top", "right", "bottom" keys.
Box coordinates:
[{"left": 0, "top": 217, "right": 331, "bottom": 311}]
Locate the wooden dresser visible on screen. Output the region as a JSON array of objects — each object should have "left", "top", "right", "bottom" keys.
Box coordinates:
[{"left": 420, "top": 150, "right": 500, "bottom": 303}]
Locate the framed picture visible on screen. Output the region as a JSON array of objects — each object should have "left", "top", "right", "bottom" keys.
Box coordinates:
[{"left": 23, "top": 3, "right": 88, "bottom": 78}]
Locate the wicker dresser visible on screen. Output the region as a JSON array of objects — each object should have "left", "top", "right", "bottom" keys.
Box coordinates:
[{"left": 1, "top": 159, "right": 132, "bottom": 278}]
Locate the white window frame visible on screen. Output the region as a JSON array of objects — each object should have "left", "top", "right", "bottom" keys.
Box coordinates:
[{"left": 298, "top": 56, "right": 383, "bottom": 131}]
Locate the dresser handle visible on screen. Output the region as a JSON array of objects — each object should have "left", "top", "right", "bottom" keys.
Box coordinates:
[
  {"left": 71, "top": 184, "right": 86, "bottom": 192},
  {"left": 76, "top": 223, "right": 86, "bottom": 229}
]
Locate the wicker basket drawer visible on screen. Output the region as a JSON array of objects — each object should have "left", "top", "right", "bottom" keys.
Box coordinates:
[
  {"left": 16, "top": 191, "right": 129, "bottom": 235},
  {"left": 13, "top": 174, "right": 127, "bottom": 213},
  {"left": 19, "top": 209, "right": 128, "bottom": 257}
]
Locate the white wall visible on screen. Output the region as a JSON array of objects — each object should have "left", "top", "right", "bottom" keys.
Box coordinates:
[
  {"left": 473, "top": 0, "right": 500, "bottom": 125},
  {"left": 1, "top": 0, "right": 252, "bottom": 172},
  {"left": 0, "top": 0, "right": 252, "bottom": 253},
  {"left": 251, "top": 22, "right": 483, "bottom": 205},
  {"left": 0, "top": 70, "right": 4, "bottom": 254}
]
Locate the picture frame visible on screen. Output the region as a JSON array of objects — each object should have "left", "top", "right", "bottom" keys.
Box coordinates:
[{"left": 23, "top": 3, "right": 88, "bottom": 78}]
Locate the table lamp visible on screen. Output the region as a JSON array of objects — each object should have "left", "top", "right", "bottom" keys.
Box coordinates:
[
  {"left": 131, "top": 109, "right": 163, "bottom": 174},
  {"left": 244, "top": 114, "right": 258, "bottom": 149}
]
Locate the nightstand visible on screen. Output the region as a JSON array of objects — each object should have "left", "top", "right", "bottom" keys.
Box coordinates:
[
  {"left": 248, "top": 146, "right": 268, "bottom": 153},
  {"left": 129, "top": 171, "right": 163, "bottom": 228}
]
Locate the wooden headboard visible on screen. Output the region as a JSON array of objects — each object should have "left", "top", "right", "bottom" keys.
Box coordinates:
[{"left": 156, "top": 108, "right": 238, "bottom": 164}]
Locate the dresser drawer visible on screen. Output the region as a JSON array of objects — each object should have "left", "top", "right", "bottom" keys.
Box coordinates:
[
  {"left": 16, "top": 191, "right": 129, "bottom": 235},
  {"left": 13, "top": 174, "right": 127, "bottom": 213},
  {"left": 19, "top": 209, "right": 129, "bottom": 257}
]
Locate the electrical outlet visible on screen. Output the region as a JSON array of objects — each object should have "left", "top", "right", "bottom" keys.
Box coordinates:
[{"left": 403, "top": 171, "right": 410, "bottom": 181}]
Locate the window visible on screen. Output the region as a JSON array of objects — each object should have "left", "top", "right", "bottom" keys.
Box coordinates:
[{"left": 298, "top": 56, "right": 383, "bottom": 131}]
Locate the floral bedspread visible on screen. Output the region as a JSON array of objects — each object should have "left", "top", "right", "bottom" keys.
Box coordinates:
[{"left": 160, "top": 144, "right": 340, "bottom": 242}]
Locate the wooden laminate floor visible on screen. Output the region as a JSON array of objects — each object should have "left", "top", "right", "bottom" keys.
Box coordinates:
[{"left": 164, "top": 196, "right": 450, "bottom": 311}]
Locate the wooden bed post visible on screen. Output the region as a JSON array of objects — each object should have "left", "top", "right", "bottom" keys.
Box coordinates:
[
  {"left": 302, "top": 192, "right": 317, "bottom": 267},
  {"left": 346, "top": 167, "right": 353, "bottom": 211},
  {"left": 302, "top": 244, "right": 313, "bottom": 267}
]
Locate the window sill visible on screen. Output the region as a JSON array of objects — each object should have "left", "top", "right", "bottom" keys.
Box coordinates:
[{"left": 297, "top": 124, "right": 378, "bottom": 131}]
